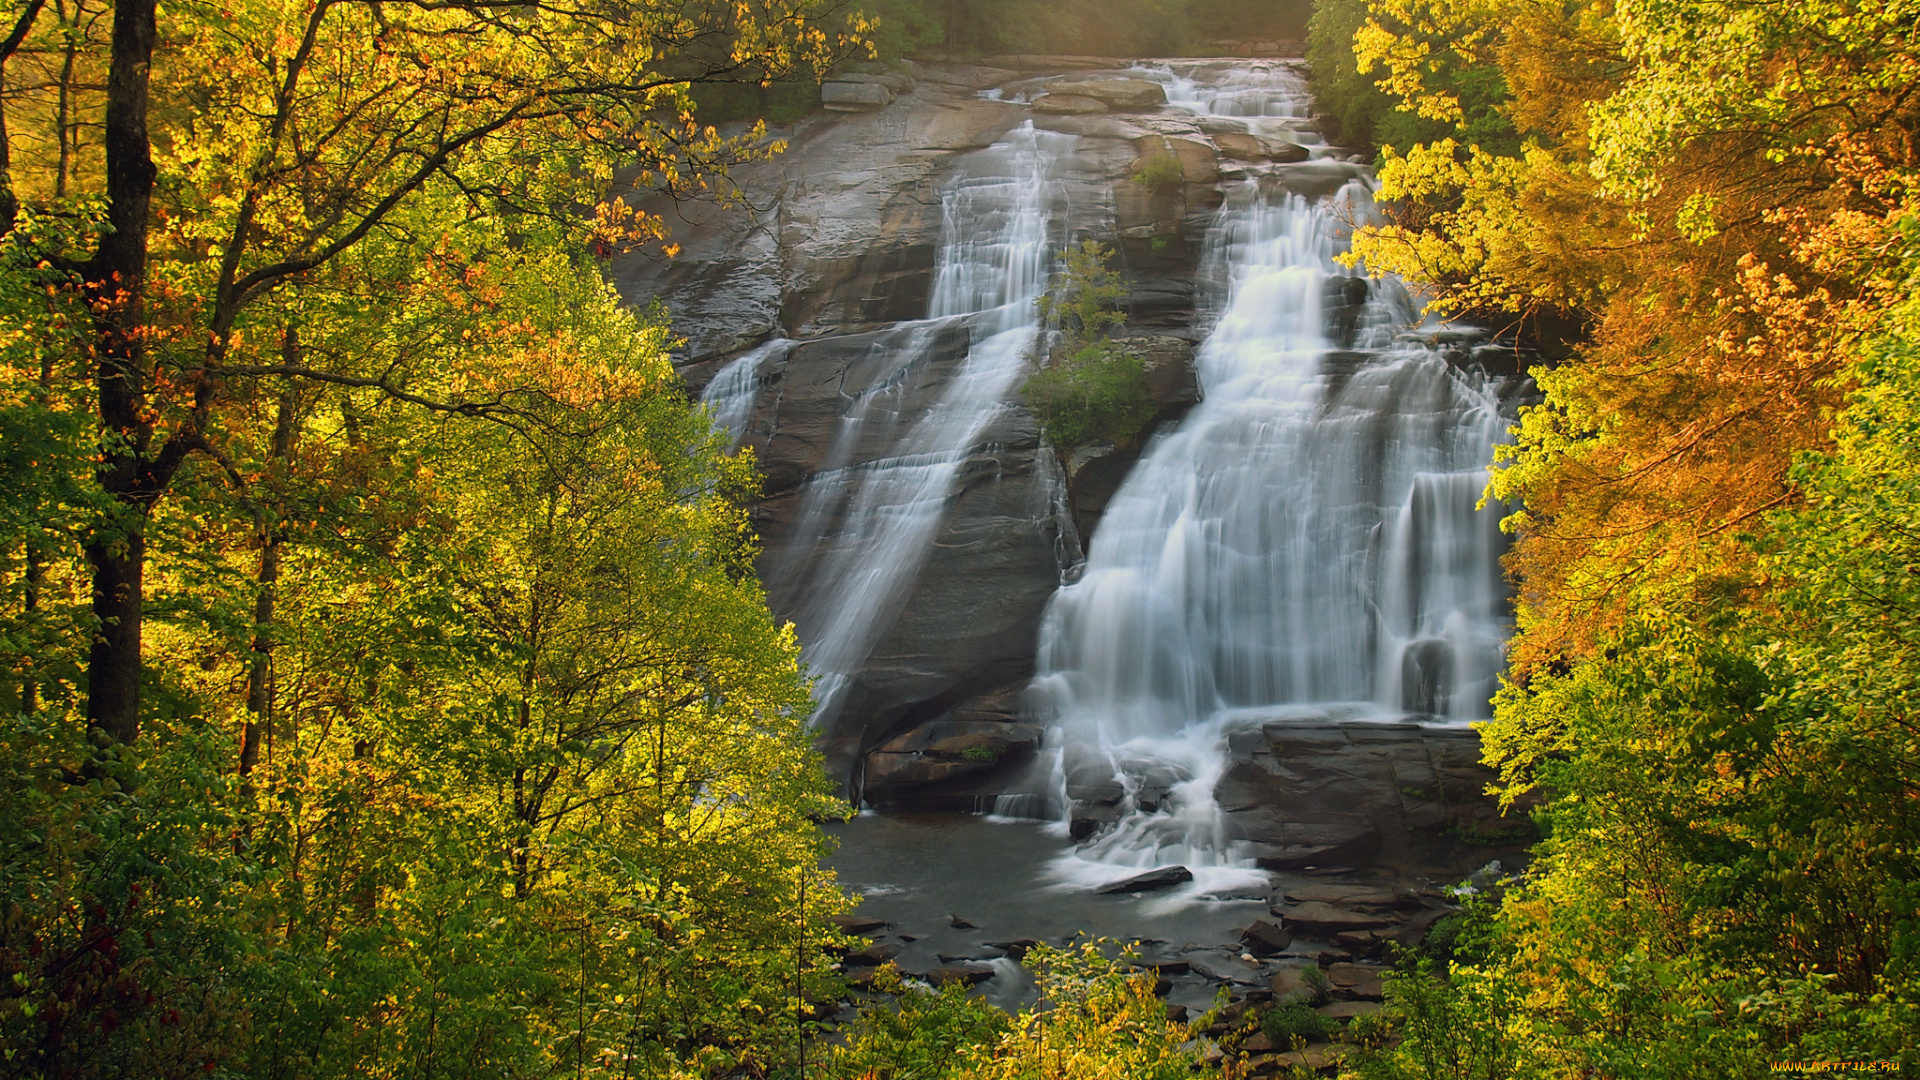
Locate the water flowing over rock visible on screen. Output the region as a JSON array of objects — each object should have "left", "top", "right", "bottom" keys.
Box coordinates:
[
  {"left": 1016, "top": 62, "right": 1523, "bottom": 898},
  {"left": 640, "top": 58, "right": 1533, "bottom": 885}
]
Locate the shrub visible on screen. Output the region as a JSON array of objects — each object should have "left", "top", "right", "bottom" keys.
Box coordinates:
[
  {"left": 1131, "top": 153, "right": 1185, "bottom": 195},
  {"left": 1023, "top": 345, "right": 1157, "bottom": 450},
  {"left": 1025, "top": 240, "right": 1157, "bottom": 451},
  {"left": 1260, "top": 1002, "right": 1334, "bottom": 1044}
]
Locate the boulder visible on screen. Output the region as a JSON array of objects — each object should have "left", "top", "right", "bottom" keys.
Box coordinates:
[
  {"left": 833, "top": 70, "right": 915, "bottom": 94},
  {"left": 1131, "top": 135, "right": 1219, "bottom": 185},
  {"left": 1031, "top": 93, "right": 1108, "bottom": 114},
  {"left": 1239, "top": 919, "right": 1293, "bottom": 957},
  {"left": 864, "top": 718, "right": 1044, "bottom": 792},
  {"left": 829, "top": 913, "right": 889, "bottom": 934},
  {"left": 1132, "top": 958, "right": 1190, "bottom": 975},
  {"left": 1325, "top": 963, "right": 1388, "bottom": 989},
  {"left": 843, "top": 941, "right": 901, "bottom": 967},
  {"left": 1241, "top": 823, "right": 1383, "bottom": 871},
  {"left": 1266, "top": 965, "right": 1320, "bottom": 1005},
  {"left": 925, "top": 963, "right": 996, "bottom": 987},
  {"left": 1069, "top": 800, "right": 1121, "bottom": 840},
  {"left": 1047, "top": 78, "right": 1168, "bottom": 109},
  {"left": 821, "top": 80, "right": 894, "bottom": 111},
  {"left": 986, "top": 937, "right": 1043, "bottom": 958},
  {"left": 1281, "top": 884, "right": 1416, "bottom": 910},
  {"left": 1242, "top": 1032, "right": 1279, "bottom": 1053},
  {"left": 1346, "top": 979, "right": 1385, "bottom": 1002},
  {"left": 1317, "top": 1000, "right": 1381, "bottom": 1020},
  {"left": 1211, "top": 132, "right": 1269, "bottom": 161},
  {"left": 1095, "top": 865, "right": 1194, "bottom": 894},
  {"left": 1278, "top": 902, "right": 1396, "bottom": 936},
  {"left": 1189, "top": 955, "right": 1265, "bottom": 985},
  {"left": 1259, "top": 138, "right": 1311, "bottom": 163}
]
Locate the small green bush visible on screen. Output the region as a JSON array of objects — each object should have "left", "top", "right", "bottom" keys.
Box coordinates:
[
  {"left": 1025, "top": 240, "right": 1156, "bottom": 451},
  {"left": 1131, "top": 153, "right": 1185, "bottom": 195},
  {"left": 1023, "top": 345, "right": 1156, "bottom": 450},
  {"left": 1260, "top": 1001, "right": 1334, "bottom": 1044}
]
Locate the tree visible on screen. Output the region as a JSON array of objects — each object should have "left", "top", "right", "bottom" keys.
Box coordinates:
[{"left": 0, "top": 0, "right": 867, "bottom": 747}]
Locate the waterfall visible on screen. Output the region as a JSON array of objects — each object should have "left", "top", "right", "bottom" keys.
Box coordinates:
[
  {"left": 1026, "top": 63, "right": 1514, "bottom": 893},
  {"left": 701, "top": 338, "right": 791, "bottom": 448},
  {"left": 770, "top": 122, "right": 1076, "bottom": 724}
]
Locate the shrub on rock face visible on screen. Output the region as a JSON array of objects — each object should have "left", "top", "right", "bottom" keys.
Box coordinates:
[
  {"left": 1024, "top": 345, "right": 1157, "bottom": 451},
  {"left": 1131, "top": 153, "right": 1186, "bottom": 194},
  {"left": 1024, "top": 240, "right": 1157, "bottom": 451}
]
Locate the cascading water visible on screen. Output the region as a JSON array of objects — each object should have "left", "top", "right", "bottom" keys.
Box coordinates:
[
  {"left": 701, "top": 338, "right": 791, "bottom": 449},
  {"left": 768, "top": 122, "right": 1075, "bottom": 724},
  {"left": 1023, "top": 63, "right": 1515, "bottom": 897}
]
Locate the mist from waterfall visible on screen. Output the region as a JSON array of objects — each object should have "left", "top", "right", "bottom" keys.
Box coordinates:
[
  {"left": 764, "top": 122, "right": 1075, "bottom": 724},
  {"left": 1023, "top": 63, "right": 1514, "bottom": 897}
]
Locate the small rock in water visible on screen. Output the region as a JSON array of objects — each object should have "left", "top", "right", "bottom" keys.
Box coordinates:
[
  {"left": 948, "top": 913, "right": 980, "bottom": 929},
  {"left": 1094, "top": 865, "right": 1194, "bottom": 894},
  {"left": 829, "top": 914, "right": 889, "bottom": 934},
  {"left": 1239, "top": 918, "right": 1293, "bottom": 956},
  {"left": 925, "top": 963, "right": 996, "bottom": 988},
  {"left": 842, "top": 941, "right": 901, "bottom": 967},
  {"left": 986, "top": 937, "right": 1041, "bottom": 958}
]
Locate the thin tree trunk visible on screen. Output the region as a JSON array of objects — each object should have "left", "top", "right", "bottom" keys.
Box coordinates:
[{"left": 241, "top": 372, "right": 297, "bottom": 775}]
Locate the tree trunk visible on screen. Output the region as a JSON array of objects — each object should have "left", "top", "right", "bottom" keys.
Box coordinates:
[
  {"left": 241, "top": 362, "right": 298, "bottom": 774},
  {"left": 84, "top": 0, "right": 158, "bottom": 746}
]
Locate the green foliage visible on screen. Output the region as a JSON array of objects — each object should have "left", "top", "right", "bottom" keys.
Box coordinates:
[
  {"left": 1305, "top": 0, "right": 1394, "bottom": 149},
  {"left": 1024, "top": 240, "right": 1156, "bottom": 452},
  {"left": 1258, "top": 1001, "right": 1332, "bottom": 1043},
  {"left": 829, "top": 943, "right": 1202, "bottom": 1080},
  {"left": 1132, "top": 153, "right": 1187, "bottom": 195},
  {"left": 826, "top": 963, "right": 1011, "bottom": 1079},
  {"left": 1037, "top": 239, "right": 1129, "bottom": 343},
  {"left": 0, "top": 190, "right": 852, "bottom": 1078},
  {"left": 1024, "top": 345, "right": 1157, "bottom": 452}
]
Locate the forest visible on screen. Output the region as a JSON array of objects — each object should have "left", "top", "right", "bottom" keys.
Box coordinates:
[{"left": 0, "top": 0, "right": 1913, "bottom": 1076}]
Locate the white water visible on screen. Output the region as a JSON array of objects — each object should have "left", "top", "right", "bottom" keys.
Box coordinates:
[
  {"left": 1025, "top": 65, "right": 1513, "bottom": 897},
  {"left": 701, "top": 338, "right": 791, "bottom": 448},
  {"left": 1131, "top": 60, "right": 1326, "bottom": 148},
  {"left": 768, "top": 122, "right": 1076, "bottom": 724}
]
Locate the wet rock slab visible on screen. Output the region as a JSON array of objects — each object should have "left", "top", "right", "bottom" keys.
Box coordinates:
[{"left": 1095, "top": 865, "right": 1194, "bottom": 894}]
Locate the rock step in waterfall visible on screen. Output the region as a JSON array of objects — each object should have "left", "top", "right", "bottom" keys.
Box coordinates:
[{"left": 668, "top": 59, "right": 1536, "bottom": 913}]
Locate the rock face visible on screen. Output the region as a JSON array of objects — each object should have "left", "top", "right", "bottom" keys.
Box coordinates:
[
  {"left": 620, "top": 61, "right": 1250, "bottom": 790},
  {"left": 1043, "top": 78, "right": 1169, "bottom": 109},
  {"left": 821, "top": 80, "right": 895, "bottom": 110},
  {"left": 1058, "top": 334, "right": 1201, "bottom": 541},
  {"left": 615, "top": 58, "right": 1532, "bottom": 885}
]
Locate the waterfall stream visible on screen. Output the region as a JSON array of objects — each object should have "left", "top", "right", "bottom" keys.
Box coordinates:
[
  {"left": 708, "top": 60, "right": 1517, "bottom": 914},
  {"left": 1022, "top": 63, "right": 1515, "bottom": 899},
  {"left": 739, "top": 122, "right": 1076, "bottom": 725}
]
